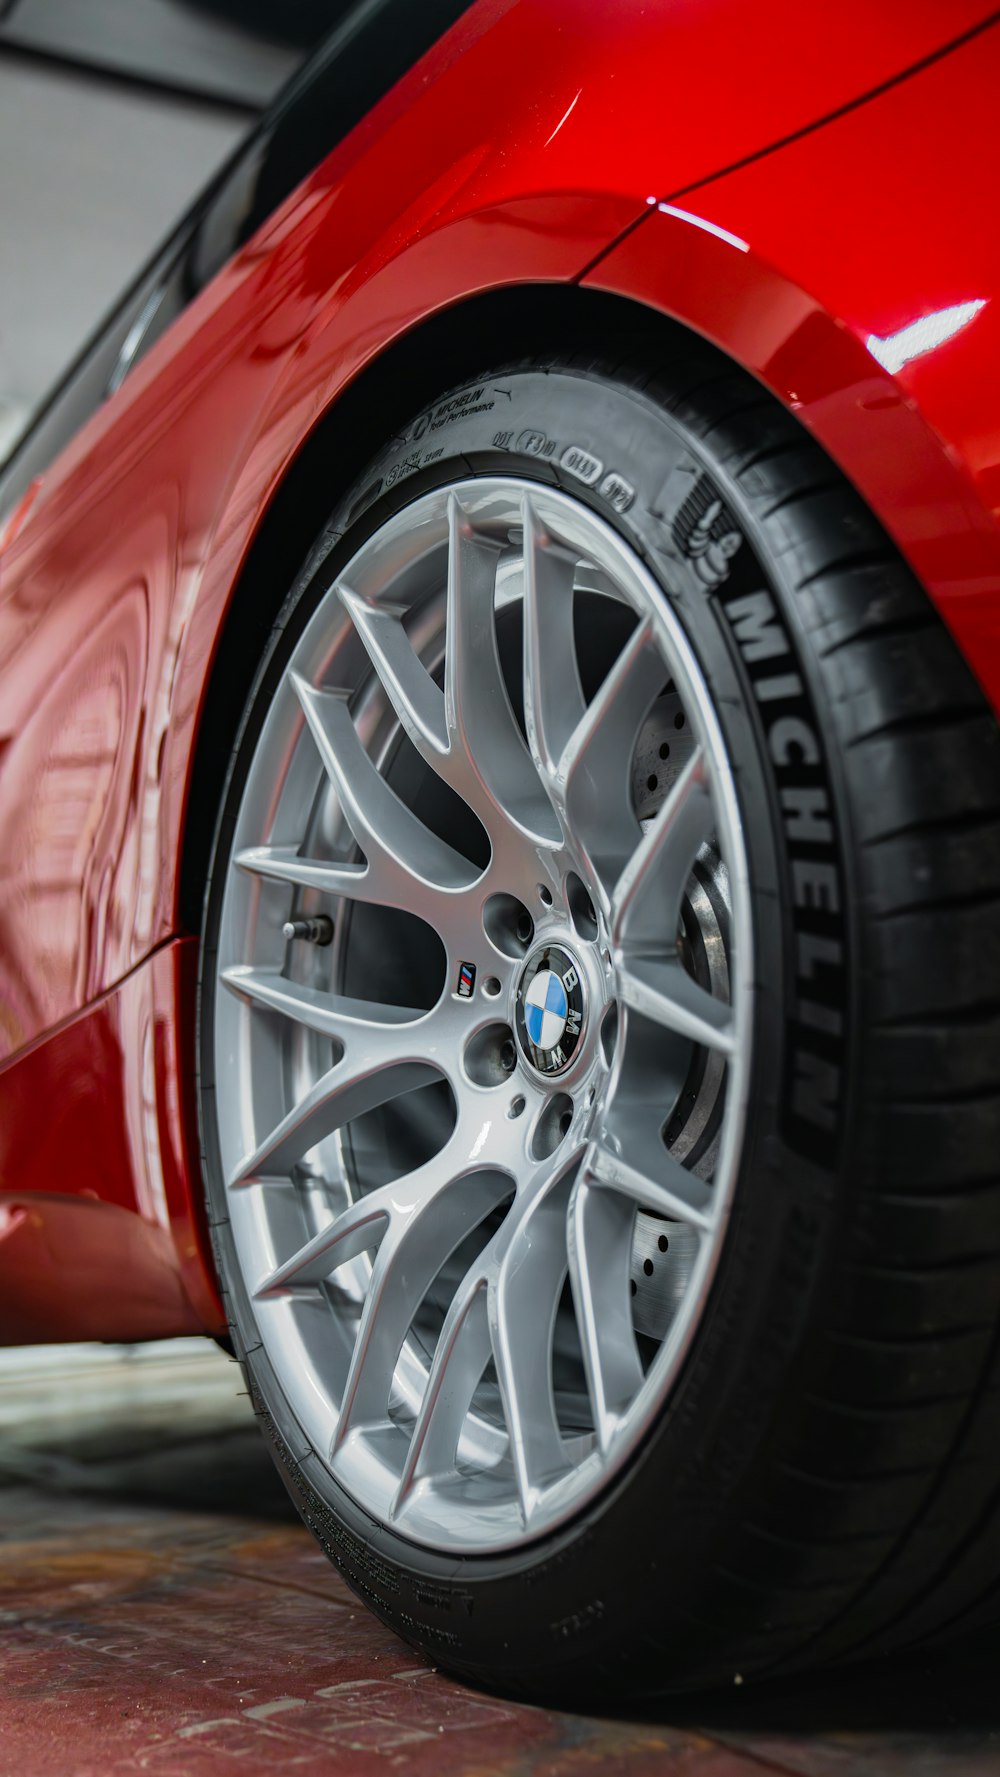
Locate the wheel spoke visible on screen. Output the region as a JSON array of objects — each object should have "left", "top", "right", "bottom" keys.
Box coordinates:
[
  {"left": 333, "top": 1169, "right": 510, "bottom": 1450},
  {"left": 394, "top": 1157, "right": 581, "bottom": 1524},
  {"left": 488, "top": 1168, "right": 578, "bottom": 1520},
  {"left": 611, "top": 745, "right": 713, "bottom": 951},
  {"left": 588, "top": 1000, "right": 715, "bottom": 1228},
  {"left": 222, "top": 965, "right": 423, "bottom": 1041},
  {"left": 444, "top": 492, "right": 559, "bottom": 842},
  {"left": 583, "top": 1135, "right": 712, "bottom": 1232},
  {"left": 338, "top": 582, "right": 450, "bottom": 764},
  {"left": 227, "top": 1004, "right": 449, "bottom": 1187},
  {"left": 558, "top": 618, "right": 667, "bottom": 897},
  {"left": 520, "top": 493, "right": 586, "bottom": 785},
  {"left": 618, "top": 957, "right": 735, "bottom": 1055},
  {"left": 567, "top": 1178, "right": 644, "bottom": 1451},
  {"left": 256, "top": 1177, "right": 402, "bottom": 1294},
  {"left": 236, "top": 844, "right": 373, "bottom": 903},
  {"left": 292, "top": 673, "right": 478, "bottom": 907},
  {"left": 392, "top": 1272, "right": 491, "bottom": 1515}
]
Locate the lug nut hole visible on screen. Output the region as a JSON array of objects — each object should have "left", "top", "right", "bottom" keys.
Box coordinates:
[
  {"left": 531, "top": 1092, "right": 575, "bottom": 1160},
  {"left": 483, "top": 894, "right": 534, "bottom": 959},
  {"left": 567, "top": 872, "right": 598, "bottom": 942},
  {"left": 465, "top": 1024, "right": 518, "bottom": 1087}
]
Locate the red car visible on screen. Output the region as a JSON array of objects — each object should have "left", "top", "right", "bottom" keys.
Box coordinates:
[{"left": 2, "top": 0, "right": 999, "bottom": 1703}]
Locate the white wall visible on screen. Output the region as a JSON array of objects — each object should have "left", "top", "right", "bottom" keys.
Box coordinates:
[{"left": 0, "top": 55, "right": 252, "bottom": 460}]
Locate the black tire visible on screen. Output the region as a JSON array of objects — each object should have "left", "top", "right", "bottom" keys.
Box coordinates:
[{"left": 199, "top": 345, "right": 1000, "bottom": 1703}]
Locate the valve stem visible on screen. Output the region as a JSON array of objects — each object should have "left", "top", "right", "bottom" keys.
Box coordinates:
[{"left": 283, "top": 915, "right": 333, "bottom": 945}]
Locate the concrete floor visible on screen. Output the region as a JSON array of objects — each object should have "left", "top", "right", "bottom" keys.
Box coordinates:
[{"left": 2, "top": 1341, "right": 1000, "bottom": 1774}]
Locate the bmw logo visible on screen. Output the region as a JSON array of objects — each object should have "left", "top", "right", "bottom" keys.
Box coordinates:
[{"left": 515, "top": 945, "right": 586, "bottom": 1075}]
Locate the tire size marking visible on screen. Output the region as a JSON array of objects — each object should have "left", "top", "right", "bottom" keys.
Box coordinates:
[
  {"left": 599, "top": 470, "right": 635, "bottom": 514},
  {"left": 549, "top": 1597, "right": 606, "bottom": 1642},
  {"left": 490, "top": 425, "right": 635, "bottom": 514},
  {"left": 399, "top": 1613, "right": 461, "bottom": 1647},
  {"left": 560, "top": 443, "right": 603, "bottom": 486},
  {"left": 717, "top": 578, "right": 848, "bottom": 1162}
]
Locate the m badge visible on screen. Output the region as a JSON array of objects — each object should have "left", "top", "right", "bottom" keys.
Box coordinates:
[{"left": 456, "top": 961, "right": 477, "bottom": 998}]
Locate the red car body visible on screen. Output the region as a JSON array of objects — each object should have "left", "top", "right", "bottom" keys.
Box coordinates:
[{"left": 1, "top": 0, "right": 998, "bottom": 1344}]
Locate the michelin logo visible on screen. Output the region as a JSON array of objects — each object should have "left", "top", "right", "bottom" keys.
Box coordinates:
[{"left": 672, "top": 474, "right": 743, "bottom": 588}]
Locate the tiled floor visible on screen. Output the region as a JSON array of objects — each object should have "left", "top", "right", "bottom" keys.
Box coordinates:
[{"left": 2, "top": 1341, "right": 999, "bottom": 1774}]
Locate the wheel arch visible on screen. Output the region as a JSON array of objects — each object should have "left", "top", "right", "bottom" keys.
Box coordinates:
[
  {"left": 177, "top": 280, "right": 727, "bottom": 932},
  {"left": 585, "top": 208, "right": 1000, "bottom": 722},
  {"left": 177, "top": 223, "right": 1000, "bottom": 939}
]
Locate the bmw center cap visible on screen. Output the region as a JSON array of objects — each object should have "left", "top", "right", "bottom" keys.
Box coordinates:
[{"left": 516, "top": 945, "right": 586, "bottom": 1075}]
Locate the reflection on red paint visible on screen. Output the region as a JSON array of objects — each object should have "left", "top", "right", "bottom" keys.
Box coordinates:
[
  {"left": 866, "top": 300, "right": 986, "bottom": 375},
  {"left": 0, "top": 940, "right": 223, "bottom": 1341}
]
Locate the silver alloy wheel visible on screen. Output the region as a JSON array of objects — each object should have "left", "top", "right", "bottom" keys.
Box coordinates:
[{"left": 213, "top": 477, "right": 752, "bottom": 1552}]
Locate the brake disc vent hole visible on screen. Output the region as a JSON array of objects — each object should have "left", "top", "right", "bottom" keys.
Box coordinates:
[
  {"left": 631, "top": 688, "right": 695, "bottom": 821},
  {"left": 630, "top": 1215, "right": 700, "bottom": 1342}
]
